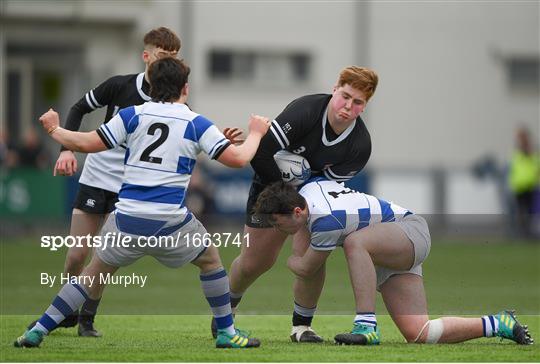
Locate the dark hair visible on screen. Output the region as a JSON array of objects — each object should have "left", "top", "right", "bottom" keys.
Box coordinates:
[
  {"left": 253, "top": 181, "right": 307, "bottom": 222},
  {"left": 148, "top": 58, "right": 190, "bottom": 102},
  {"left": 143, "top": 27, "right": 181, "bottom": 52}
]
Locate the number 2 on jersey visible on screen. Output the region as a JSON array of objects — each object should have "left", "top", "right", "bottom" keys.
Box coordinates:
[{"left": 140, "top": 123, "right": 169, "bottom": 164}]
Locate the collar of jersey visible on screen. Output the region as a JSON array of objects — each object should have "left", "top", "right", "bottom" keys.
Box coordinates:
[
  {"left": 136, "top": 73, "right": 151, "bottom": 101},
  {"left": 321, "top": 104, "right": 356, "bottom": 146}
]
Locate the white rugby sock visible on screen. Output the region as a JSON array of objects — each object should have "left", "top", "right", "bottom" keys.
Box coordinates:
[
  {"left": 482, "top": 315, "right": 498, "bottom": 337},
  {"left": 354, "top": 312, "right": 377, "bottom": 327}
]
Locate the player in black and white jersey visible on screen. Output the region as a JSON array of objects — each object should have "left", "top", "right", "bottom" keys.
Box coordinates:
[
  {"left": 216, "top": 67, "right": 378, "bottom": 342},
  {"left": 28, "top": 27, "right": 181, "bottom": 337}
]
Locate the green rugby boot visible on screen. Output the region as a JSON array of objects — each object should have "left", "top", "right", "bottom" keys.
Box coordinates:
[
  {"left": 215, "top": 328, "right": 261, "bottom": 348},
  {"left": 334, "top": 323, "right": 380, "bottom": 345},
  {"left": 14, "top": 330, "right": 45, "bottom": 348},
  {"left": 495, "top": 310, "right": 534, "bottom": 345}
]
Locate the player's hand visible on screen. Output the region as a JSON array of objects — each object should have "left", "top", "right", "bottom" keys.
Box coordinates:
[
  {"left": 248, "top": 114, "right": 271, "bottom": 137},
  {"left": 223, "top": 127, "right": 245, "bottom": 145},
  {"left": 54, "top": 150, "right": 77, "bottom": 176},
  {"left": 39, "top": 108, "right": 60, "bottom": 133}
]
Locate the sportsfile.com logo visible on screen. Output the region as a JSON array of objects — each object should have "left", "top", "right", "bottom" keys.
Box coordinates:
[{"left": 39, "top": 232, "right": 250, "bottom": 251}]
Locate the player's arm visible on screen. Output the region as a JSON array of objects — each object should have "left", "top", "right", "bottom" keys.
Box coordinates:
[
  {"left": 250, "top": 97, "right": 313, "bottom": 183},
  {"left": 288, "top": 220, "right": 341, "bottom": 278},
  {"left": 55, "top": 77, "right": 117, "bottom": 175},
  {"left": 39, "top": 109, "right": 107, "bottom": 153},
  {"left": 216, "top": 115, "right": 271, "bottom": 168},
  {"left": 287, "top": 247, "right": 330, "bottom": 279}
]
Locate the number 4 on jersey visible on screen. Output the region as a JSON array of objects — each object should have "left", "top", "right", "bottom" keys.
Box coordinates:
[{"left": 328, "top": 188, "right": 356, "bottom": 199}]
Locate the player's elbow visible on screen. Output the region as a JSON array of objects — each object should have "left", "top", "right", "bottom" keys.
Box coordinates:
[{"left": 227, "top": 156, "right": 249, "bottom": 168}]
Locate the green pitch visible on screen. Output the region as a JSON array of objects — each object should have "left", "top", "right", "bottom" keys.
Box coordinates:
[
  {"left": 2, "top": 314, "right": 539, "bottom": 362},
  {"left": 1, "top": 236, "right": 539, "bottom": 361}
]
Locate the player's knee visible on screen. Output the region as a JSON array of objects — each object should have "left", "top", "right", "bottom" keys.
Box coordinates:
[
  {"left": 191, "top": 246, "right": 222, "bottom": 272},
  {"left": 64, "top": 250, "right": 89, "bottom": 274},
  {"left": 343, "top": 237, "right": 369, "bottom": 255},
  {"left": 238, "top": 256, "right": 274, "bottom": 278},
  {"left": 412, "top": 319, "right": 444, "bottom": 344},
  {"left": 403, "top": 327, "right": 421, "bottom": 343}
]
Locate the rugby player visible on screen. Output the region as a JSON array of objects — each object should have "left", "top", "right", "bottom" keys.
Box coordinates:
[
  {"left": 15, "top": 57, "right": 269, "bottom": 349},
  {"left": 27, "top": 27, "right": 182, "bottom": 337},
  {"left": 219, "top": 67, "right": 377, "bottom": 342},
  {"left": 254, "top": 179, "right": 534, "bottom": 346}
]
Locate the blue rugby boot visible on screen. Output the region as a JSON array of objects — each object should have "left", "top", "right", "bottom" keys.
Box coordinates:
[{"left": 334, "top": 323, "right": 380, "bottom": 345}]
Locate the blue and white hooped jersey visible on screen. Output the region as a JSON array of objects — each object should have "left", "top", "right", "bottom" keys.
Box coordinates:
[
  {"left": 96, "top": 101, "right": 230, "bottom": 235},
  {"left": 299, "top": 179, "right": 412, "bottom": 251}
]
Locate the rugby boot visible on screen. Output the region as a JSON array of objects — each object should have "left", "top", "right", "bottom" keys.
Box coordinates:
[
  {"left": 495, "top": 310, "right": 534, "bottom": 345},
  {"left": 290, "top": 325, "right": 324, "bottom": 343},
  {"left": 78, "top": 316, "right": 102, "bottom": 337},
  {"left": 14, "top": 330, "right": 45, "bottom": 348},
  {"left": 334, "top": 323, "right": 380, "bottom": 345},
  {"left": 215, "top": 328, "right": 261, "bottom": 348}
]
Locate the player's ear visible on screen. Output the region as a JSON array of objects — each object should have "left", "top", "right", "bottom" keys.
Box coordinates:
[
  {"left": 182, "top": 83, "right": 189, "bottom": 97},
  {"left": 142, "top": 50, "right": 150, "bottom": 63}
]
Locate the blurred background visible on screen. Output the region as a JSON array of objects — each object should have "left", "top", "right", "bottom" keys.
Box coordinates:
[{"left": 1, "top": 1, "right": 539, "bottom": 236}]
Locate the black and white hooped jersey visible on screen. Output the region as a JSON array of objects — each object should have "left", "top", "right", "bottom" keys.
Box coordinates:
[
  {"left": 251, "top": 94, "right": 371, "bottom": 185},
  {"left": 70, "top": 73, "right": 151, "bottom": 193},
  {"left": 96, "top": 101, "right": 230, "bottom": 235},
  {"left": 300, "top": 179, "right": 412, "bottom": 251}
]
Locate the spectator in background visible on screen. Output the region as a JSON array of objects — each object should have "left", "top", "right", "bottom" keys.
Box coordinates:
[
  {"left": 0, "top": 129, "right": 20, "bottom": 168},
  {"left": 14, "top": 128, "right": 50, "bottom": 169},
  {"left": 508, "top": 126, "right": 540, "bottom": 238}
]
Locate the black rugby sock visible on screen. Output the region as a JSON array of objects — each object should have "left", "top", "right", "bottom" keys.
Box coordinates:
[{"left": 79, "top": 298, "right": 101, "bottom": 323}]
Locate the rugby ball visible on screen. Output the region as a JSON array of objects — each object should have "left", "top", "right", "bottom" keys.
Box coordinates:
[{"left": 273, "top": 150, "right": 311, "bottom": 186}]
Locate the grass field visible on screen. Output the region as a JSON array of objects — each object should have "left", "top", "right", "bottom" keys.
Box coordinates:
[
  {"left": 1, "top": 235, "right": 539, "bottom": 361},
  {"left": 2, "top": 315, "right": 539, "bottom": 362}
]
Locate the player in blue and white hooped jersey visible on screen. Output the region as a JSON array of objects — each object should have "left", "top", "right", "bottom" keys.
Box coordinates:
[
  {"left": 253, "top": 179, "right": 533, "bottom": 346},
  {"left": 15, "top": 57, "right": 271, "bottom": 349},
  {"left": 29, "top": 27, "right": 182, "bottom": 337}
]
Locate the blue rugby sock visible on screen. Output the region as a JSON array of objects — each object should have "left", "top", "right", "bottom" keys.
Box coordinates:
[
  {"left": 200, "top": 268, "right": 235, "bottom": 336},
  {"left": 33, "top": 283, "right": 89, "bottom": 334}
]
